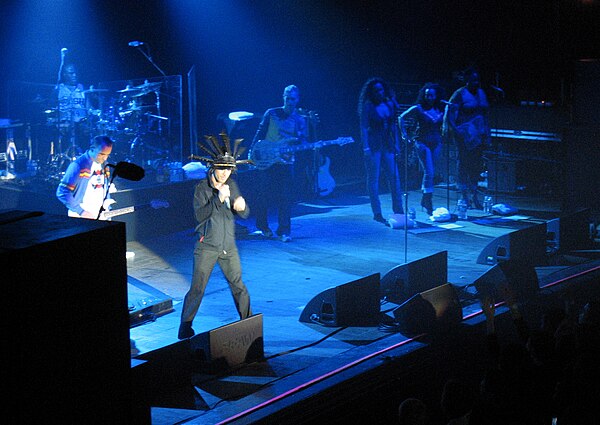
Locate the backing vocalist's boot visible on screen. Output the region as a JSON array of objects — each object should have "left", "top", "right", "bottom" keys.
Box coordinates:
[
  {"left": 421, "top": 192, "right": 433, "bottom": 215},
  {"left": 471, "top": 191, "right": 483, "bottom": 210}
]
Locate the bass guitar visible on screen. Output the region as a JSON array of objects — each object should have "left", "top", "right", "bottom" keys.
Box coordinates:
[{"left": 249, "top": 136, "right": 354, "bottom": 171}]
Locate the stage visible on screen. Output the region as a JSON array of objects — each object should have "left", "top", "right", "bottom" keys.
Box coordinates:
[
  {"left": 117, "top": 181, "right": 598, "bottom": 424},
  {"left": 3, "top": 173, "right": 599, "bottom": 424}
]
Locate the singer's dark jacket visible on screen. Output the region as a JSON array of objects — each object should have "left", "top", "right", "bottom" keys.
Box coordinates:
[{"left": 193, "top": 174, "right": 249, "bottom": 252}]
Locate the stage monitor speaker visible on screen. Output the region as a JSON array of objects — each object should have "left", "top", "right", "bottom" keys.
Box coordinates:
[
  {"left": 546, "top": 208, "right": 593, "bottom": 255},
  {"left": 477, "top": 223, "right": 547, "bottom": 265},
  {"left": 474, "top": 259, "right": 539, "bottom": 303},
  {"left": 190, "top": 313, "right": 264, "bottom": 372},
  {"left": 380, "top": 251, "right": 448, "bottom": 305},
  {"left": 298, "top": 273, "right": 381, "bottom": 327},
  {"left": 393, "top": 283, "right": 463, "bottom": 335}
]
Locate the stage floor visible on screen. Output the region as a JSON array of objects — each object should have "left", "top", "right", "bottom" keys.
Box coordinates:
[{"left": 119, "top": 184, "right": 600, "bottom": 424}]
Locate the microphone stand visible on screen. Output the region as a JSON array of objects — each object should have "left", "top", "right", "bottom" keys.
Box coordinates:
[
  {"left": 55, "top": 52, "right": 66, "bottom": 167},
  {"left": 490, "top": 84, "right": 504, "bottom": 208},
  {"left": 97, "top": 164, "right": 116, "bottom": 220},
  {"left": 133, "top": 44, "right": 167, "bottom": 77},
  {"left": 132, "top": 43, "right": 170, "bottom": 161},
  {"left": 402, "top": 139, "right": 409, "bottom": 264},
  {"left": 395, "top": 114, "right": 409, "bottom": 264},
  {"left": 441, "top": 102, "right": 452, "bottom": 211}
]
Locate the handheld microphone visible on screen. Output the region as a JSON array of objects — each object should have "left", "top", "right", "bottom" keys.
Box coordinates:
[{"left": 128, "top": 41, "right": 144, "bottom": 47}]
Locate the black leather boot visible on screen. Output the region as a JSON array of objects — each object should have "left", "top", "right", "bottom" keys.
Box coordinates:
[
  {"left": 461, "top": 190, "right": 471, "bottom": 208},
  {"left": 420, "top": 193, "right": 433, "bottom": 215},
  {"left": 471, "top": 191, "right": 483, "bottom": 210},
  {"left": 178, "top": 321, "right": 195, "bottom": 339}
]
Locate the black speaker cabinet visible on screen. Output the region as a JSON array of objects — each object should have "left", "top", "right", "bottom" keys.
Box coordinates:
[
  {"left": 474, "top": 259, "right": 539, "bottom": 304},
  {"left": 299, "top": 273, "right": 381, "bottom": 327},
  {"left": 380, "top": 251, "right": 448, "bottom": 305},
  {"left": 573, "top": 59, "right": 600, "bottom": 126},
  {"left": 393, "top": 283, "right": 463, "bottom": 335},
  {"left": 190, "top": 313, "right": 264, "bottom": 372},
  {"left": 562, "top": 126, "right": 600, "bottom": 214},
  {"left": 546, "top": 208, "right": 593, "bottom": 254},
  {"left": 477, "top": 223, "right": 547, "bottom": 265},
  {"left": 1, "top": 210, "right": 131, "bottom": 423}
]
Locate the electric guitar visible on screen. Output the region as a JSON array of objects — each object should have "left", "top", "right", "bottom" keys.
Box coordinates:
[
  {"left": 68, "top": 199, "right": 169, "bottom": 220},
  {"left": 249, "top": 136, "right": 354, "bottom": 171}
]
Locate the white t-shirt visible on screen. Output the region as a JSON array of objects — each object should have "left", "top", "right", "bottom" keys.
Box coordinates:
[{"left": 80, "top": 161, "right": 106, "bottom": 217}]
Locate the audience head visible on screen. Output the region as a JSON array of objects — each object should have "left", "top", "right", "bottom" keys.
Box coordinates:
[{"left": 398, "top": 397, "right": 429, "bottom": 425}]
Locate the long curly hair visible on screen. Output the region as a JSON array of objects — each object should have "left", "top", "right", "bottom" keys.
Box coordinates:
[
  {"left": 357, "top": 77, "right": 393, "bottom": 118},
  {"left": 414, "top": 82, "right": 445, "bottom": 110}
]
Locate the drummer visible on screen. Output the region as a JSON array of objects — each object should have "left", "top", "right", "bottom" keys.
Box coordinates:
[{"left": 54, "top": 62, "right": 90, "bottom": 152}]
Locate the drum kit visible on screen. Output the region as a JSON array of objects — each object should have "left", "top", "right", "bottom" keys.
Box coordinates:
[{"left": 43, "top": 80, "right": 168, "bottom": 180}]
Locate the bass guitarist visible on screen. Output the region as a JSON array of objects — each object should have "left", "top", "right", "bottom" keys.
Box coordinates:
[{"left": 249, "top": 84, "right": 308, "bottom": 242}]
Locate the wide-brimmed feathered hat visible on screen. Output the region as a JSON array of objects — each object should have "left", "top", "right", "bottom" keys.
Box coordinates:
[{"left": 194, "top": 131, "right": 253, "bottom": 170}]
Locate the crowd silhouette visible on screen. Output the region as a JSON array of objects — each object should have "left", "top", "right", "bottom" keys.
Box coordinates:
[{"left": 396, "top": 289, "right": 600, "bottom": 425}]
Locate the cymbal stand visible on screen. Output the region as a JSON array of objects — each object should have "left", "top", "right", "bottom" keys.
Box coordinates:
[
  {"left": 132, "top": 43, "right": 167, "bottom": 77},
  {"left": 154, "top": 89, "right": 162, "bottom": 136}
]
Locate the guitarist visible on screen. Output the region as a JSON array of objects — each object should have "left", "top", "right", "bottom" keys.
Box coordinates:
[
  {"left": 443, "top": 67, "right": 490, "bottom": 210},
  {"left": 56, "top": 135, "right": 114, "bottom": 219},
  {"left": 249, "top": 84, "right": 307, "bottom": 242}
]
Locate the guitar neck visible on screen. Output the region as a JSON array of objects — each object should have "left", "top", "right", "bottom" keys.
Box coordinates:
[
  {"left": 250, "top": 137, "right": 354, "bottom": 171},
  {"left": 280, "top": 139, "right": 350, "bottom": 154}
]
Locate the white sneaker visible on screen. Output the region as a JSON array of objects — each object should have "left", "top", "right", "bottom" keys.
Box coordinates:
[
  {"left": 279, "top": 234, "right": 292, "bottom": 242},
  {"left": 250, "top": 228, "right": 273, "bottom": 237}
]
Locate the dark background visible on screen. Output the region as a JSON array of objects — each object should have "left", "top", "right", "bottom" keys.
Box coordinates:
[{"left": 1, "top": 0, "right": 599, "bottom": 183}]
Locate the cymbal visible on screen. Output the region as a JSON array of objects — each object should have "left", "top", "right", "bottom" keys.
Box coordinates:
[
  {"left": 133, "top": 81, "right": 162, "bottom": 92},
  {"left": 116, "top": 85, "right": 141, "bottom": 93},
  {"left": 83, "top": 87, "right": 109, "bottom": 94}
]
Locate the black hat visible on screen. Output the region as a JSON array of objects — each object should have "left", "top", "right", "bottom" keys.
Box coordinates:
[{"left": 193, "top": 131, "right": 253, "bottom": 170}]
